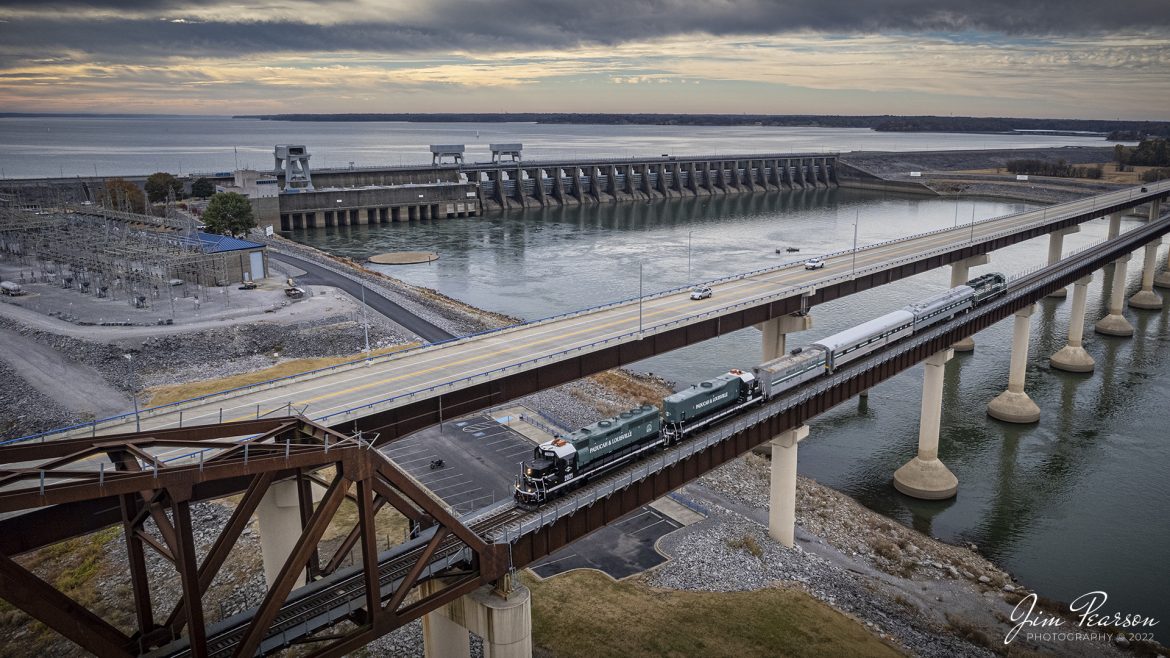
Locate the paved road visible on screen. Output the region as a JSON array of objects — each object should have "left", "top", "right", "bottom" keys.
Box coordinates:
[
  {"left": 29, "top": 182, "right": 1169, "bottom": 442},
  {"left": 269, "top": 252, "right": 453, "bottom": 344},
  {"left": 0, "top": 327, "right": 129, "bottom": 418}
]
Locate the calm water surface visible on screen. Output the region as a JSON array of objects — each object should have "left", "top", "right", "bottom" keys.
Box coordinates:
[
  {"left": 0, "top": 116, "right": 1115, "bottom": 178},
  {"left": 293, "top": 189, "right": 1169, "bottom": 641}
]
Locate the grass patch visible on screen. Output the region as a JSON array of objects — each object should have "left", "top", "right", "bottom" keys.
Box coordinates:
[
  {"left": 945, "top": 613, "right": 1002, "bottom": 655},
  {"left": 725, "top": 534, "right": 764, "bottom": 558},
  {"left": 144, "top": 344, "right": 417, "bottom": 406},
  {"left": 588, "top": 370, "right": 675, "bottom": 408},
  {"left": 872, "top": 538, "right": 902, "bottom": 562},
  {"left": 955, "top": 163, "right": 1158, "bottom": 185},
  {"left": 526, "top": 571, "right": 901, "bottom": 658},
  {"left": 1, "top": 527, "right": 126, "bottom": 657}
]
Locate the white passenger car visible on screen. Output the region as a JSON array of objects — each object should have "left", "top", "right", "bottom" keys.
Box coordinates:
[
  {"left": 689, "top": 286, "right": 713, "bottom": 300},
  {"left": 804, "top": 257, "right": 825, "bottom": 270}
]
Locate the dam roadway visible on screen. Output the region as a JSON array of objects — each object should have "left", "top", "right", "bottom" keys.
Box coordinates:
[{"left": 27, "top": 181, "right": 1169, "bottom": 446}]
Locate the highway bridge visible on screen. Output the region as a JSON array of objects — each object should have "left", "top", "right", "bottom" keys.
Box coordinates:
[
  {"left": 22, "top": 181, "right": 1170, "bottom": 450},
  {"left": 1, "top": 190, "right": 1167, "bottom": 657}
]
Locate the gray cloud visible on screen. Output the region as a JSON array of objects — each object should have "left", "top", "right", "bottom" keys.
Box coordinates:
[{"left": 1, "top": 0, "right": 1168, "bottom": 63}]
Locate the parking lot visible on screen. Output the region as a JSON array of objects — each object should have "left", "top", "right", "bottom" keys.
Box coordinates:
[
  {"left": 380, "top": 414, "right": 536, "bottom": 513},
  {"left": 528, "top": 506, "right": 683, "bottom": 580}
]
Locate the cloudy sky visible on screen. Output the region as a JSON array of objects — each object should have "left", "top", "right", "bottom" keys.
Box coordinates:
[{"left": 1, "top": 0, "right": 1168, "bottom": 119}]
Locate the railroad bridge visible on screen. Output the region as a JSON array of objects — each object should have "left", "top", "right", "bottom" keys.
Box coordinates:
[{"left": 0, "top": 182, "right": 1167, "bottom": 656}]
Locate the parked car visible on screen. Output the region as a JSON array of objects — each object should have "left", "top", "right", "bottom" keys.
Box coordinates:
[
  {"left": 690, "top": 286, "right": 713, "bottom": 300},
  {"left": 804, "top": 257, "right": 825, "bottom": 270}
]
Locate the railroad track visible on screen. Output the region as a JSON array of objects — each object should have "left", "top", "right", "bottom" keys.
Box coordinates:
[{"left": 157, "top": 506, "right": 528, "bottom": 658}]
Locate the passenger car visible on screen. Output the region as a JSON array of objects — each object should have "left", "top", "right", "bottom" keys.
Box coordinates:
[
  {"left": 690, "top": 286, "right": 713, "bottom": 300},
  {"left": 804, "top": 257, "right": 825, "bottom": 270}
]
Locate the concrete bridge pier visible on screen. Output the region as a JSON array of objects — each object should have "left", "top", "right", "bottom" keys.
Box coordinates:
[
  {"left": 1045, "top": 226, "right": 1080, "bottom": 297},
  {"left": 768, "top": 425, "right": 809, "bottom": 548},
  {"left": 893, "top": 349, "right": 958, "bottom": 499},
  {"left": 987, "top": 304, "right": 1041, "bottom": 423},
  {"left": 1095, "top": 255, "right": 1134, "bottom": 336},
  {"left": 1107, "top": 211, "right": 1123, "bottom": 240},
  {"left": 1155, "top": 243, "right": 1170, "bottom": 289},
  {"left": 422, "top": 581, "right": 533, "bottom": 658},
  {"left": 759, "top": 313, "right": 814, "bottom": 361},
  {"left": 1128, "top": 239, "right": 1164, "bottom": 309},
  {"left": 256, "top": 479, "right": 309, "bottom": 589},
  {"left": 1050, "top": 275, "right": 1095, "bottom": 373},
  {"left": 950, "top": 254, "right": 989, "bottom": 351}
]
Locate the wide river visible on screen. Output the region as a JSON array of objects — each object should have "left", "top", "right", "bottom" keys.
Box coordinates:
[{"left": 4, "top": 117, "right": 1165, "bottom": 640}]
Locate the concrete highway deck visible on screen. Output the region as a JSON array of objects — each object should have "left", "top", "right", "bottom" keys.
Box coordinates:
[{"left": 27, "top": 182, "right": 1169, "bottom": 444}]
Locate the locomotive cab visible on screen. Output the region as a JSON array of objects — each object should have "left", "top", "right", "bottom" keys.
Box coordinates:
[
  {"left": 515, "top": 439, "right": 577, "bottom": 503},
  {"left": 522, "top": 454, "right": 556, "bottom": 480}
]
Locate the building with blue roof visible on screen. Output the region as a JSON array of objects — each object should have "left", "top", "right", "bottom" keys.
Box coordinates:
[{"left": 192, "top": 230, "right": 268, "bottom": 283}]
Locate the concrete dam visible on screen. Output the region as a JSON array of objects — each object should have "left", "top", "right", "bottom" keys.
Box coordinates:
[
  {"left": 0, "top": 148, "right": 840, "bottom": 233},
  {"left": 465, "top": 153, "right": 839, "bottom": 211}
]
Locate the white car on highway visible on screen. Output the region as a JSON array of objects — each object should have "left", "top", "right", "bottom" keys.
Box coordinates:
[
  {"left": 804, "top": 257, "right": 825, "bottom": 270},
  {"left": 689, "top": 285, "right": 713, "bottom": 300}
]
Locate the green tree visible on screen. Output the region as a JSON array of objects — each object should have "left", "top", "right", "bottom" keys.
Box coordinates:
[
  {"left": 144, "top": 171, "right": 183, "bottom": 203},
  {"left": 202, "top": 192, "right": 256, "bottom": 237},
  {"left": 190, "top": 177, "right": 215, "bottom": 198},
  {"left": 98, "top": 178, "right": 146, "bottom": 214}
]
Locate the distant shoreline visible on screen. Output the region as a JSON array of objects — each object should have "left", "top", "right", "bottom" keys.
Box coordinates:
[{"left": 230, "top": 112, "right": 1170, "bottom": 138}]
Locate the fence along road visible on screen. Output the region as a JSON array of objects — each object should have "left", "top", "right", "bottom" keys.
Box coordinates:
[{"left": 22, "top": 181, "right": 1169, "bottom": 445}]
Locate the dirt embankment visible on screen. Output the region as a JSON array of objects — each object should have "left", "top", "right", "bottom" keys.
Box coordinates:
[{"left": 841, "top": 146, "right": 1117, "bottom": 179}]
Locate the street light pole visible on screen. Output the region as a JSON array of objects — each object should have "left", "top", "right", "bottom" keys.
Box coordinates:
[
  {"left": 638, "top": 263, "right": 644, "bottom": 336},
  {"left": 360, "top": 278, "right": 370, "bottom": 358},
  {"left": 970, "top": 202, "right": 977, "bottom": 244},
  {"left": 851, "top": 210, "right": 859, "bottom": 276},
  {"left": 687, "top": 230, "right": 693, "bottom": 283},
  {"left": 125, "top": 353, "right": 140, "bottom": 432}
]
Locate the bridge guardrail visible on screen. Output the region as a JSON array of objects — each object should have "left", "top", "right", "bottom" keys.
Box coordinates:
[{"left": 6, "top": 182, "right": 1165, "bottom": 445}]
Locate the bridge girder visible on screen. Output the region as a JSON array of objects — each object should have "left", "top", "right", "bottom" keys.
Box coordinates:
[{"left": 0, "top": 417, "right": 509, "bottom": 657}]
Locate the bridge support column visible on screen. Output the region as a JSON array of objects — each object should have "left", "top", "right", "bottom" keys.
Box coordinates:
[
  {"left": 1128, "top": 240, "right": 1164, "bottom": 309},
  {"left": 1045, "top": 226, "right": 1080, "bottom": 297},
  {"left": 1156, "top": 243, "right": 1170, "bottom": 289},
  {"left": 1107, "top": 211, "right": 1122, "bottom": 240},
  {"left": 1050, "top": 275, "right": 1094, "bottom": 372},
  {"left": 893, "top": 349, "right": 958, "bottom": 499},
  {"left": 769, "top": 425, "right": 809, "bottom": 548},
  {"left": 423, "top": 583, "right": 532, "bottom": 658},
  {"left": 949, "top": 254, "right": 989, "bottom": 351},
  {"left": 759, "top": 313, "right": 813, "bottom": 362},
  {"left": 1095, "top": 255, "right": 1134, "bottom": 336},
  {"left": 256, "top": 479, "right": 307, "bottom": 589},
  {"left": 988, "top": 304, "right": 1040, "bottom": 423}
]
